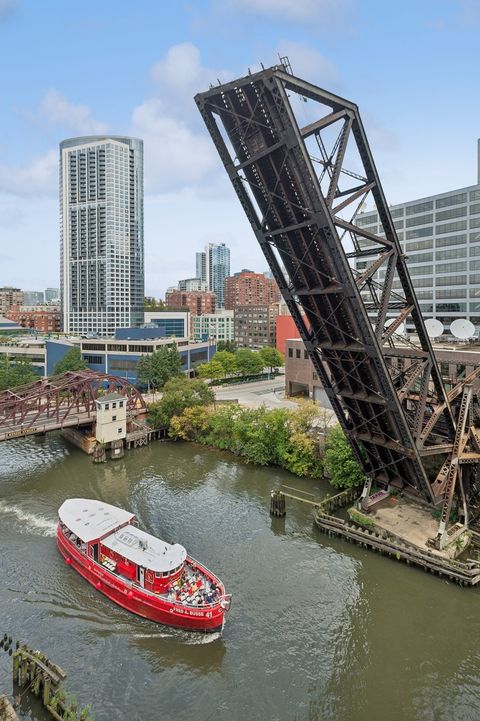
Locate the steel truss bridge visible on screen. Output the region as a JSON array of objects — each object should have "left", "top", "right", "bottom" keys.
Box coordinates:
[
  {"left": 196, "top": 63, "right": 480, "bottom": 545},
  {"left": 0, "top": 370, "right": 147, "bottom": 442}
]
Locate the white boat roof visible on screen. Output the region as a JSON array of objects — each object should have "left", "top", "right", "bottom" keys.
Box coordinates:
[
  {"left": 58, "top": 498, "right": 134, "bottom": 543},
  {"left": 101, "top": 525, "right": 187, "bottom": 573}
]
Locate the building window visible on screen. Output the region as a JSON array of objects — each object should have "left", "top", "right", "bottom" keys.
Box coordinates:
[
  {"left": 112, "top": 415, "right": 117, "bottom": 421},
  {"left": 288, "top": 348, "right": 293, "bottom": 357},
  {"left": 104, "top": 403, "right": 109, "bottom": 410},
  {"left": 296, "top": 349, "right": 301, "bottom": 358},
  {"left": 118, "top": 428, "right": 122, "bottom": 434}
]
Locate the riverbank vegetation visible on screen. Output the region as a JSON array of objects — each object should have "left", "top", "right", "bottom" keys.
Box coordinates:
[{"left": 148, "top": 378, "right": 363, "bottom": 485}]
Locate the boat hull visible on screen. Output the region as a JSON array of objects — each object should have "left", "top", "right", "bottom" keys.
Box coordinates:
[{"left": 57, "top": 529, "right": 225, "bottom": 632}]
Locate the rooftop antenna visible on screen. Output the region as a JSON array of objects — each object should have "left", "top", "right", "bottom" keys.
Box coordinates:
[
  {"left": 425, "top": 318, "right": 444, "bottom": 339},
  {"left": 450, "top": 318, "right": 475, "bottom": 341}
]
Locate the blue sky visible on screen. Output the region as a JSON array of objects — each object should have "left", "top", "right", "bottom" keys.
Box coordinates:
[{"left": 0, "top": 0, "right": 479, "bottom": 296}]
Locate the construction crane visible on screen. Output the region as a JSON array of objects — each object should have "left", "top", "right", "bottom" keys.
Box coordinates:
[{"left": 195, "top": 63, "right": 480, "bottom": 547}]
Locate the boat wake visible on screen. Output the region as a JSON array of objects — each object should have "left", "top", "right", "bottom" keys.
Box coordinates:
[
  {"left": 0, "top": 501, "right": 56, "bottom": 536},
  {"left": 132, "top": 630, "right": 223, "bottom": 644}
]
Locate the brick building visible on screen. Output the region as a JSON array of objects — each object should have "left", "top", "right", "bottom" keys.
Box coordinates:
[
  {"left": 285, "top": 337, "right": 480, "bottom": 404},
  {"left": 225, "top": 271, "right": 280, "bottom": 310},
  {"left": 0, "top": 287, "right": 23, "bottom": 316},
  {"left": 6, "top": 304, "right": 61, "bottom": 333},
  {"left": 165, "top": 290, "right": 216, "bottom": 334},
  {"left": 234, "top": 304, "right": 279, "bottom": 349}
]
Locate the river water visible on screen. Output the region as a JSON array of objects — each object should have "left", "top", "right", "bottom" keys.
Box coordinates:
[{"left": 1, "top": 435, "right": 480, "bottom": 721}]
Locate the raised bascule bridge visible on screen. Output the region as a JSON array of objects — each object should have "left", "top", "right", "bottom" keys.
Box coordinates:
[
  {"left": 195, "top": 62, "right": 480, "bottom": 552},
  {"left": 0, "top": 370, "right": 147, "bottom": 443}
]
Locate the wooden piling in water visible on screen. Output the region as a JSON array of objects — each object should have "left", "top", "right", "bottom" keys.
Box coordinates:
[{"left": 270, "top": 489, "right": 286, "bottom": 517}]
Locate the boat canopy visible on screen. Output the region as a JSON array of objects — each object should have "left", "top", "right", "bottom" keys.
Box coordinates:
[
  {"left": 58, "top": 498, "right": 134, "bottom": 543},
  {"left": 101, "top": 525, "right": 187, "bottom": 573}
]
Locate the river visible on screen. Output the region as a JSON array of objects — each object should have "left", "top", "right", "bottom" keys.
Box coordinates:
[{"left": 1, "top": 434, "right": 480, "bottom": 721}]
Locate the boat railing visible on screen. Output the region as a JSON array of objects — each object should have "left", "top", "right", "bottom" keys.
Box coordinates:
[{"left": 187, "top": 555, "right": 223, "bottom": 587}]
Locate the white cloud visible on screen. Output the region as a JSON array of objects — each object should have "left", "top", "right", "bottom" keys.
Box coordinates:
[
  {"left": 131, "top": 43, "right": 233, "bottom": 193},
  {"left": 225, "top": 0, "right": 353, "bottom": 26},
  {"left": 131, "top": 98, "right": 218, "bottom": 192},
  {"left": 37, "top": 89, "right": 108, "bottom": 134},
  {"left": 0, "top": 149, "right": 57, "bottom": 196},
  {"left": 151, "top": 42, "right": 232, "bottom": 116}
]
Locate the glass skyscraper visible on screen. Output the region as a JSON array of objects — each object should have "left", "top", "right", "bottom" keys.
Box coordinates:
[
  {"left": 205, "top": 242, "right": 230, "bottom": 308},
  {"left": 60, "top": 135, "right": 144, "bottom": 337}
]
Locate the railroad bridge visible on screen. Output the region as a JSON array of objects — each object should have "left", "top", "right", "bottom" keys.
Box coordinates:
[
  {"left": 196, "top": 62, "right": 480, "bottom": 547},
  {"left": 0, "top": 370, "right": 147, "bottom": 442}
]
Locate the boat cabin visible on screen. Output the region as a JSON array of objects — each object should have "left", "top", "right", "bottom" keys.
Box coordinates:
[{"left": 58, "top": 499, "right": 187, "bottom": 593}]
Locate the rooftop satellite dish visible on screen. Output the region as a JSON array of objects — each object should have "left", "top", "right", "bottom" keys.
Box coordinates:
[
  {"left": 385, "top": 317, "right": 406, "bottom": 335},
  {"left": 425, "top": 318, "right": 444, "bottom": 338},
  {"left": 450, "top": 318, "right": 475, "bottom": 340}
]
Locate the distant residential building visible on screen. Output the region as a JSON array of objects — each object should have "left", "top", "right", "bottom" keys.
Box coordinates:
[
  {"left": 205, "top": 242, "right": 231, "bottom": 308},
  {"left": 45, "top": 287, "right": 60, "bottom": 302},
  {"left": 165, "top": 290, "right": 216, "bottom": 326},
  {"left": 196, "top": 252, "right": 207, "bottom": 284},
  {"left": 178, "top": 277, "right": 208, "bottom": 292},
  {"left": 0, "top": 287, "right": 23, "bottom": 316},
  {"left": 144, "top": 310, "right": 190, "bottom": 338},
  {"left": 193, "top": 310, "right": 234, "bottom": 342},
  {"left": 5, "top": 304, "right": 61, "bottom": 333},
  {"left": 23, "top": 291, "right": 44, "bottom": 305},
  {"left": 60, "top": 135, "right": 144, "bottom": 337},
  {"left": 225, "top": 270, "right": 280, "bottom": 310},
  {"left": 355, "top": 139, "right": 480, "bottom": 336},
  {"left": 234, "top": 303, "right": 279, "bottom": 349}
]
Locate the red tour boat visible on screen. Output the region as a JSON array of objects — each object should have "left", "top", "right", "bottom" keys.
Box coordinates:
[{"left": 57, "top": 499, "right": 231, "bottom": 632}]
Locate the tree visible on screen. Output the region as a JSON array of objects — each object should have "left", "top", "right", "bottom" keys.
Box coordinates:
[
  {"left": 144, "top": 296, "right": 165, "bottom": 311},
  {"left": 213, "top": 350, "right": 238, "bottom": 377},
  {"left": 234, "top": 348, "right": 264, "bottom": 377},
  {"left": 169, "top": 405, "right": 212, "bottom": 441},
  {"left": 217, "top": 340, "right": 237, "bottom": 353},
  {"left": 53, "top": 347, "right": 88, "bottom": 375},
  {"left": 148, "top": 377, "right": 214, "bottom": 429},
  {"left": 323, "top": 425, "right": 364, "bottom": 489},
  {"left": 198, "top": 359, "right": 224, "bottom": 382},
  {"left": 0, "top": 356, "right": 37, "bottom": 391},
  {"left": 259, "top": 346, "right": 284, "bottom": 374},
  {"left": 136, "top": 345, "right": 182, "bottom": 391}
]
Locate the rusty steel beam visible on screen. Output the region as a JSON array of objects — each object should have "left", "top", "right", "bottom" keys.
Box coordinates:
[{"left": 196, "top": 64, "right": 480, "bottom": 512}]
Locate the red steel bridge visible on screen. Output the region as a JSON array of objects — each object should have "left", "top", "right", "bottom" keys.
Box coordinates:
[
  {"left": 196, "top": 62, "right": 480, "bottom": 546},
  {"left": 0, "top": 370, "right": 147, "bottom": 442}
]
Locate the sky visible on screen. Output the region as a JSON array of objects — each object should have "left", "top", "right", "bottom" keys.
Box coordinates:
[{"left": 0, "top": 0, "right": 479, "bottom": 297}]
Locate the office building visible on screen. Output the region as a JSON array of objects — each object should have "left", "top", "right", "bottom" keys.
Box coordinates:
[
  {"left": 355, "top": 139, "right": 480, "bottom": 336},
  {"left": 60, "top": 135, "right": 144, "bottom": 337},
  {"left": 225, "top": 270, "right": 280, "bottom": 310},
  {"left": 144, "top": 310, "right": 190, "bottom": 338},
  {"left": 192, "top": 310, "right": 234, "bottom": 342},
  {"left": 0, "top": 287, "right": 23, "bottom": 316}
]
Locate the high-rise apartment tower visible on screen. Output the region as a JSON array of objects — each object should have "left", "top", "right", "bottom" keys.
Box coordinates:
[{"left": 60, "top": 135, "right": 144, "bottom": 336}]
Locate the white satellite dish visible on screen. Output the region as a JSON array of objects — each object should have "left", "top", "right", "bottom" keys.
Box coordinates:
[
  {"left": 425, "top": 318, "right": 444, "bottom": 338},
  {"left": 450, "top": 318, "right": 475, "bottom": 340},
  {"left": 385, "top": 317, "right": 406, "bottom": 335}
]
